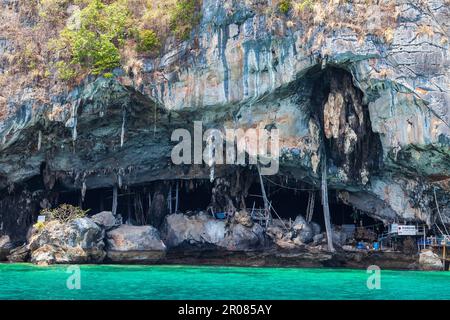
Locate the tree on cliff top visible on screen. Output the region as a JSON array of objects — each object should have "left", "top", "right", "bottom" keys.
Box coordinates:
[{"left": 50, "top": 0, "right": 130, "bottom": 80}]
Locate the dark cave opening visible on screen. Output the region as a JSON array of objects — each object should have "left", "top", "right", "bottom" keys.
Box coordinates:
[
  {"left": 177, "top": 180, "right": 212, "bottom": 213},
  {"left": 307, "top": 66, "right": 383, "bottom": 182},
  {"left": 244, "top": 179, "right": 379, "bottom": 231},
  {"left": 50, "top": 173, "right": 382, "bottom": 232},
  {"left": 54, "top": 180, "right": 214, "bottom": 225}
]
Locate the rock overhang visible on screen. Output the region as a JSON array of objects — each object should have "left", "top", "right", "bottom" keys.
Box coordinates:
[{"left": 0, "top": 0, "right": 449, "bottom": 238}]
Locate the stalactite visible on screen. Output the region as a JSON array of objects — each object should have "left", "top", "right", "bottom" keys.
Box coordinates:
[
  {"left": 117, "top": 168, "right": 125, "bottom": 189},
  {"left": 112, "top": 186, "right": 118, "bottom": 216},
  {"left": 120, "top": 107, "right": 126, "bottom": 148},
  {"left": 81, "top": 181, "right": 87, "bottom": 203},
  {"left": 206, "top": 135, "right": 215, "bottom": 182},
  {"left": 70, "top": 102, "right": 78, "bottom": 143},
  {"left": 37, "top": 130, "right": 42, "bottom": 151}
]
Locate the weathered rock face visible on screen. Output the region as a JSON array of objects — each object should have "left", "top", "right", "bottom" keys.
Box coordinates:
[
  {"left": 106, "top": 225, "right": 166, "bottom": 263},
  {"left": 91, "top": 211, "right": 120, "bottom": 231},
  {"left": 163, "top": 213, "right": 226, "bottom": 248},
  {"left": 0, "top": 235, "right": 12, "bottom": 260},
  {"left": 0, "top": 0, "right": 448, "bottom": 241},
  {"left": 293, "top": 215, "right": 314, "bottom": 243},
  {"left": 29, "top": 218, "right": 106, "bottom": 265},
  {"left": 225, "top": 223, "right": 265, "bottom": 251},
  {"left": 419, "top": 249, "right": 444, "bottom": 271},
  {"left": 266, "top": 215, "right": 323, "bottom": 249},
  {"left": 7, "top": 244, "right": 30, "bottom": 262},
  {"left": 162, "top": 213, "right": 264, "bottom": 250}
]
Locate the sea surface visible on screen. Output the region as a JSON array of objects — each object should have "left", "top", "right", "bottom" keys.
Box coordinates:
[{"left": 0, "top": 263, "right": 449, "bottom": 300}]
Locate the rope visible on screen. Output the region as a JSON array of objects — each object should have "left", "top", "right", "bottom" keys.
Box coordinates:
[
  {"left": 434, "top": 187, "right": 449, "bottom": 235},
  {"left": 306, "top": 191, "right": 315, "bottom": 223},
  {"left": 263, "top": 176, "right": 318, "bottom": 191},
  {"left": 268, "top": 201, "right": 290, "bottom": 232}
]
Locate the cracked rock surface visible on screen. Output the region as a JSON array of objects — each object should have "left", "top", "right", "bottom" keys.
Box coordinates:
[{"left": 0, "top": 0, "right": 448, "bottom": 241}]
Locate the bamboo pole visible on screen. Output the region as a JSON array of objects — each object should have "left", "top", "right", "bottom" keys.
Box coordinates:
[
  {"left": 321, "top": 153, "right": 335, "bottom": 252},
  {"left": 175, "top": 181, "right": 179, "bottom": 213},
  {"left": 257, "top": 166, "right": 271, "bottom": 223},
  {"left": 443, "top": 240, "right": 447, "bottom": 271},
  {"left": 306, "top": 191, "right": 315, "bottom": 223},
  {"left": 168, "top": 185, "right": 172, "bottom": 214},
  {"left": 112, "top": 186, "right": 118, "bottom": 216}
]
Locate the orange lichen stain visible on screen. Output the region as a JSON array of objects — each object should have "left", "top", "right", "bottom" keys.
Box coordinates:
[
  {"left": 428, "top": 175, "right": 450, "bottom": 183},
  {"left": 415, "top": 87, "right": 428, "bottom": 96}
]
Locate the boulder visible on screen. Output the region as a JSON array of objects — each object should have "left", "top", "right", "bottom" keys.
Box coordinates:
[
  {"left": 332, "top": 228, "right": 347, "bottom": 247},
  {"left": 29, "top": 218, "right": 106, "bottom": 265},
  {"left": 0, "top": 235, "right": 13, "bottom": 261},
  {"left": 266, "top": 226, "right": 284, "bottom": 240},
  {"left": 292, "top": 215, "right": 314, "bottom": 243},
  {"left": 293, "top": 215, "right": 307, "bottom": 226},
  {"left": 419, "top": 249, "right": 444, "bottom": 271},
  {"left": 221, "top": 223, "right": 264, "bottom": 250},
  {"left": 311, "top": 222, "right": 321, "bottom": 236},
  {"left": 313, "top": 233, "right": 324, "bottom": 245},
  {"left": 7, "top": 244, "right": 30, "bottom": 262},
  {"left": 162, "top": 213, "right": 264, "bottom": 251},
  {"left": 296, "top": 224, "right": 314, "bottom": 243},
  {"left": 162, "top": 213, "right": 226, "bottom": 248},
  {"left": 91, "top": 211, "right": 120, "bottom": 230},
  {"left": 233, "top": 210, "right": 253, "bottom": 228},
  {"left": 106, "top": 225, "right": 166, "bottom": 263}
]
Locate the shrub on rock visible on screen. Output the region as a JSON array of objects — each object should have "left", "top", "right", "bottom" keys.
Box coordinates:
[
  {"left": 29, "top": 218, "right": 105, "bottom": 265},
  {"left": 40, "top": 204, "right": 89, "bottom": 223}
]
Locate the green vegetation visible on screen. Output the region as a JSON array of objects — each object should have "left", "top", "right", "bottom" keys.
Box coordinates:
[
  {"left": 51, "top": 0, "right": 129, "bottom": 80},
  {"left": 278, "top": 0, "right": 291, "bottom": 14},
  {"left": 169, "top": 0, "right": 202, "bottom": 40},
  {"left": 136, "top": 29, "right": 160, "bottom": 53},
  {"left": 294, "top": 0, "right": 315, "bottom": 12},
  {"left": 41, "top": 204, "right": 89, "bottom": 223},
  {"left": 44, "top": 0, "right": 203, "bottom": 81}
]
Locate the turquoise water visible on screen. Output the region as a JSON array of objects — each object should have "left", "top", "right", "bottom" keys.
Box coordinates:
[{"left": 0, "top": 263, "right": 449, "bottom": 300}]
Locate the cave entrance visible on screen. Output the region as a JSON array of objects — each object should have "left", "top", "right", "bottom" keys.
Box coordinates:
[
  {"left": 177, "top": 180, "right": 212, "bottom": 213},
  {"left": 307, "top": 66, "right": 383, "bottom": 183},
  {"left": 54, "top": 179, "right": 214, "bottom": 226},
  {"left": 57, "top": 187, "right": 114, "bottom": 215},
  {"left": 244, "top": 177, "right": 381, "bottom": 232}
]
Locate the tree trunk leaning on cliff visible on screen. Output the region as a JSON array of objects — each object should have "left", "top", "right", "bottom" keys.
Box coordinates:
[
  {"left": 257, "top": 166, "right": 270, "bottom": 216},
  {"left": 321, "top": 152, "right": 335, "bottom": 252}
]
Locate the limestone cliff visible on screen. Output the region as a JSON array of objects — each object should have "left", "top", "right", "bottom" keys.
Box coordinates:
[{"left": 0, "top": 0, "right": 449, "bottom": 241}]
